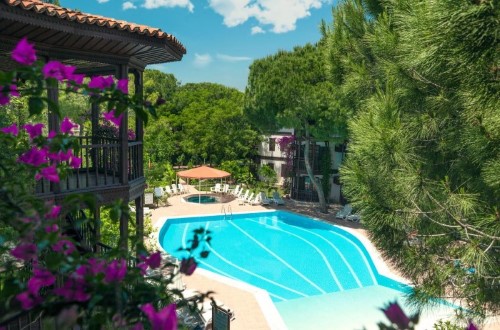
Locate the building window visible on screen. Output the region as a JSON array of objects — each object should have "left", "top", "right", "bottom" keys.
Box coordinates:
[{"left": 269, "top": 138, "right": 276, "bottom": 151}]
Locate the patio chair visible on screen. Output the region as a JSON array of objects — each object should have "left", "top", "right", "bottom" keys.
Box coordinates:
[
  {"left": 272, "top": 191, "right": 285, "bottom": 206},
  {"left": 231, "top": 185, "right": 240, "bottom": 196},
  {"left": 164, "top": 186, "right": 173, "bottom": 195},
  {"left": 171, "top": 184, "right": 179, "bottom": 195},
  {"left": 153, "top": 187, "right": 163, "bottom": 207},
  {"left": 249, "top": 193, "right": 261, "bottom": 205},
  {"left": 335, "top": 204, "right": 353, "bottom": 220},
  {"left": 259, "top": 192, "right": 272, "bottom": 206},
  {"left": 235, "top": 188, "right": 245, "bottom": 199},
  {"left": 238, "top": 190, "right": 249, "bottom": 205},
  {"left": 221, "top": 184, "right": 230, "bottom": 194},
  {"left": 178, "top": 183, "right": 187, "bottom": 194},
  {"left": 244, "top": 192, "right": 255, "bottom": 205},
  {"left": 210, "top": 183, "right": 222, "bottom": 193}
]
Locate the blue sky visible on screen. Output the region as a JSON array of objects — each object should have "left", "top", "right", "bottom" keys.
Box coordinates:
[{"left": 62, "top": 0, "right": 337, "bottom": 91}]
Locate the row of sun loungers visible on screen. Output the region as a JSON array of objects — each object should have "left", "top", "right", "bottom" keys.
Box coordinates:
[
  {"left": 153, "top": 183, "right": 190, "bottom": 198},
  {"left": 236, "top": 189, "right": 285, "bottom": 206}
]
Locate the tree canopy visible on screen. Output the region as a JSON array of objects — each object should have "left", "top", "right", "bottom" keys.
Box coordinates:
[{"left": 324, "top": 0, "right": 499, "bottom": 317}]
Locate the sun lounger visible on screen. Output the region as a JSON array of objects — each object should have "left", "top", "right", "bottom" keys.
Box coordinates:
[
  {"left": 231, "top": 185, "right": 240, "bottom": 196},
  {"left": 259, "top": 192, "right": 272, "bottom": 205},
  {"left": 221, "top": 184, "right": 230, "bottom": 194},
  {"left": 210, "top": 183, "right": 222, "bottom": 193},
  {"left": 335, "top": 204, "right": 352, "bottom": 219},
  {"left": 249, "top": 193, "right": 261, "bottom": 205},
  {"left": 272, "top": 191, "right": 285, "bottom": 205},
  {"left": 164, "top": 186, "right": 173, "bottom": 195},
  {"left": 238, "top": 190, "right": 249, "bottom": 205},
  {"left": 171, "top": 184, "right": 179, "bottom": 195}
]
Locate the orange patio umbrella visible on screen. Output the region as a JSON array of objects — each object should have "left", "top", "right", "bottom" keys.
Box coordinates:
[{"left": 177, "top": 166, "right": 231, "bottom": 203}]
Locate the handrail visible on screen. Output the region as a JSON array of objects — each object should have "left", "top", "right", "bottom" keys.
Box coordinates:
[
  {"left": 227, "top": 204, "right": 232, "bottom": 220},
  {"left": 221, "top": 206, "right": 226, "bottom": 220}
]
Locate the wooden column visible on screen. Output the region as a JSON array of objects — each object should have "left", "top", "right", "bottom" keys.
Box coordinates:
[
  {"left": 133, "top": 69, "right": 145, "bottom": 249},
  {"left": 94, "top": 205, "right": 101, "bottom": 253},
  {"left": 117, "top": 64, "right": 129, "bottom": 251},
  {"left": 135, "top": 196, "right": 144, "bottom": 248}
]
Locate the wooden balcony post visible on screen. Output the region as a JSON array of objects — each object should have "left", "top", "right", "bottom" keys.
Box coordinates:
[
  {"left": 133, "top": 69, "right": 144, "bottom": 178},
  {"left": 118, "top": 64, "right": 129, "bottom": 251},
  {"left": 135, "top": 196, "right": 144, "bottom": 248},
  {"left": 94, "top": 205, "right": 101, "bottom": 253}
]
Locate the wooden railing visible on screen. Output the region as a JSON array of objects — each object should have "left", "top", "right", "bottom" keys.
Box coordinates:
[{"left": 35, "top": 136, "right": 143, "bottom": 195}]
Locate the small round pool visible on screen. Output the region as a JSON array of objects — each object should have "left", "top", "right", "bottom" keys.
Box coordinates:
[{"left": 184, "top": 194, "right": 220, "bottom": 204}]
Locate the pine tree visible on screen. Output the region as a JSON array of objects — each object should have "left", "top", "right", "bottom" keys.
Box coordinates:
[{"left": 324, "top": 0, "right": 499, "bottom": 319}]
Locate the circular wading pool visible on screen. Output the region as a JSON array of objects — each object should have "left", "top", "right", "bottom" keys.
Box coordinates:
[{"left": 184, "top": 194, "right": 221, "bottom": 204}]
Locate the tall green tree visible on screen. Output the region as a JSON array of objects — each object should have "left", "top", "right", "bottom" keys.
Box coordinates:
[
  {"left": 245, "top": 44, "right": 341, "bottom": 213},
  {"left": 325, "top": 0, "right": 499, "bottom": 318}
]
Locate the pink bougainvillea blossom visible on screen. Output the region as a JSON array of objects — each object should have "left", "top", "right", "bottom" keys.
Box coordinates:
[
  {"left": 87, "top": 258, "right": 106, "bottom": 276},
  {"left": 46, "top": 205, "right": 62, "bottom": 219},
  {"left": 35, "top": 165, "right": 60, "bottom": 183},
  {"left": 27, "top": 268, "right": 56, "bottom": 294},
  {"left": 146, "top": 251, "right": 162, "bottom": 269},
  {"left": 104, "top": 259, "right": 127, "bottom": 283},
  {"left": 69, "top": 156, "right": 82, "bottom": 169},
  {"left": 102, "top": 110, "right": 123, "bottom": 127},
  {"left": 140, "top": 303, "right": 177, "bottom": 330},
  {"left": 52, "top": 239, "right": 76, "bottom": 255},
  {"left": 60, "top": 117, "right": 78, "bottom": 134},
  {"left": 11, "top": 37, "right": 37, "bottom": 65},
  {"left": 53, "top": 276, "right": 90, "bottom": 302},
  {"left": 381, "top": 301, "right": 410, "bottom": 329},
  {"left": 68, "top": 73, "right": 85, "bottom": 85},
  {"left": 48, "top": 130, "right": 57, "bottom": 139},
  {"left": 42, "top": 61, "right": 67, "bottom": 81},
  {"left": 18, "top": 146, "right": 48, "bottom": 167},
  {"left": 137, "top": 262, "right": 148, "bottom": 276},
  {"left": 16, "top": 291, "right": 41, "bottom": 310},
  {"left": 45, "top": 224, "right": 59, "bottom": 233},
  {"left": 0, "top": 85, "right": 20, "bottom": 105},
  {"left": 1, "top": 123, "right": 19, "bottom": 136},
  {"left": 23, "top": 123, "right": 45, "bottom": 140},
  {"left": 48, "top": 149, "right": 73, "bottom": 162},
  {"left": 11, "top": 243, "right": 37, "bottom": 261},
  {"left": 117, "top": 79, "right": 128, "bottom": 94},
  {"left": 89, "top": 75, "right": 114, "bottom": 90},
  {"left": 179, "top": 257, "right": 197, "bottom": 276},
  {"left": 467, "top": 321, "right": 478, "bottom": 330}
]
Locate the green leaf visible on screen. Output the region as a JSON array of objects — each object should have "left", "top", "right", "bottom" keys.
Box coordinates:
[{"left": 28, "top": 96, "right": 44, "bottom": 115}]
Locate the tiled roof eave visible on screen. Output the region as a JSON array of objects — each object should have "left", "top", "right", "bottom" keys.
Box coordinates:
[{"left": 4, "top": 0, "right": 186, "bottom": 55}]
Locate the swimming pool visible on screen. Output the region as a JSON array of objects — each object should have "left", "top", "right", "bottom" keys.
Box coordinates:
[
  {"left": 159, "top": 211, "right": 456, "bottom": 329},
  {"left": 159, "top": 211, "right": 406, "bottom": 301},
  {"left": 183, "top": 194, "right": 220, "bottom": 204}
]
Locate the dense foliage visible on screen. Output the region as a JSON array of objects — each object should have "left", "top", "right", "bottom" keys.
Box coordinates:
[{"left": 324, "top": 0, "right": 499, "bottom": 318}]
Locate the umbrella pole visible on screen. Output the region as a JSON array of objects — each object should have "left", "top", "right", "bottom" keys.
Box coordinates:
[{"left": 199, "top": 179, "right": 201, "bottom": 204}]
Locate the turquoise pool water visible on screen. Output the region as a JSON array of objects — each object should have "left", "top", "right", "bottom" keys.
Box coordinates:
[
  {"left": 184, "top": 195, "right": 220, "bottom": 204},
  {"left": 159, "top": 211, "right": 407, "bottom": 302}
]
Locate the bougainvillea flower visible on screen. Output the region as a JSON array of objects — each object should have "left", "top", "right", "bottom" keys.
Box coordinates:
[
  {"left": 48, "top": 149, "right": 72, "bottom": 162},
  {"left": 18, "top": 146, "right": 48, "bottom": 167},
  {"left": 137, "top": 262, "right": 148, "bottom": 276},
  {"left": 42, "top": 61, "right": 66, "bottom": 81},
  {"left": 0, "top": 85, "right": 20, "bottom": 106},
  {"left": 69, "top": 156, "right": 82, "bottom": 169},
  {"left": 102, "top": 110, "right": 123, "bottom": 127},
  {"left": 48, "top": 130, "right": 57, "bottom": 139},
  {"left": 45, "top": 224, "right": 59, "bottom": 233},
  {"left": 68, "top": 73, "right": 85, "bottom": 85},
  {"left": 140, "top": 303, "right": 177, "bottom": 330},
  {"left": 52, "top": 239, "right": 75, "bottom": 255},
  {"left": 28, "top": 268, "right": 56, "bottom": 294},
  {"left": 381, "top": 301, "right": 410, "bottom": 329},
  {"left": 146, "top": 251, "right": 162, "bottom": 269},
  {"left": 16, "top": 291, "right": 41, "bottom": 310},
  {"left": 11, "top": 243, "right": 37, "bottom": 261},
  {"left": 104, "top": 259, "right": 127, "bottom": 283},
  {"left": 60, "top": 117, "right": 78, "bottom": 134},
  {"left": 35, "top": 165, "right": 60, "bottom": 183},
  {"left": 53, "top": 277, "right": 90, "bottom": 302},
  {"left": 11, "top": 37, "right": 37, "bottom": 65},
  {"left": 23, "top": 123, "right": 45, "bottom": 139},
  {"left": 89, "top": 75, "right": 114, "bottom": 90},
  {"left": 117, "top": 79, "right": 128, "bottom": 94},
  {"left": 467, "top": 321, "right": 478, "bottom": 330},
  {"left": 46, "top": 205, "right": 62, "bottom": 219},
  {"left": 1, "top": 123, "right": 19, "bottom": 136},
  {"left": 179, "top": 257, "right": 197, "bottom": 276},
  {"left": 87, "top": 258, "right": 106, "bottom": 276}
]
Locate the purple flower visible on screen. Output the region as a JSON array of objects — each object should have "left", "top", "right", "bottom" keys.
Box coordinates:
[
  {"left": 69, "top": 156, "right": 82, "bottom": 169},
  {"left": 128, "top": 129, "right": 136, "bottom": 140},
  {"left": 104, "top": 259, "right": 127, "bottom": 283},
  {"left": 46, "top": 205, "right": 62, "bottom": 219},
  {"left": 48, "top": 149, "right": 72, "bottom": 162},
  {"left": 45, "top": 224, "right": 59, "bottom": 233},
  {"left": 23, "top": 123, "right": 45, "bottom": 139},
  {"left": 102, "top": 110, "right": 123, "bottom": 127},
  {"left": 53, "top": 276, "right": 90, "bottom": 302},
  {"left": 87, "top": 258, "right": 106, "bottom": 276},
  {"left": 467, "top": 321, "right": 478, "bottom": 330},
  {"left": 89, "top": 75, "right": 114, "bottom": 90},
  {"left": 42, "top": 61, "right": 66, "bottom": 81},
  {"left": 146, "top": 251, "right": 162, "bottom": 269},
  {"left": 381, "top": 301, "right": 410, "bottom": 329},
  {"left": 16, "top": 291, "right": 41, "bottom": 310},
  {"left": 179, "top": 257, "right": 197, "bottom": 276},
  {"left": 11, "top": 37, "right": 37, "bottom": 65},
  {"left": 0, "top": 85, "right": 20, "bottom": 105},
  {"left": 35, "top": 165, "right": 60, "bottom": 183},
  {"left": 137, "top": 262, "right": 148, "bottom": 276},
  {"left": 1, "top": 123, "right": 19, "bottom": 136},
  {"left": 60, "top": 117, "right": 78, "bottom": 134},
  {"left": 18, "top": 146, "right": 48, "bottom": 167},
  {"left": 117, "top": 79, "right": 128, "bottom": 94},
  {"left": 48, "top": 130, "right": 57, "bottom": 139},
  {"left": 52, "top": 239, "right": 75, "bottom": 255},
  {"left": 27, "top": 268, "right": 56, "bottom": 294},
  {"left": 140, "top": 303, "right": 177, "bottom": 330},
  {"left": 11, "top": 243, "right": 37, "bottom": 261},
  {"left": 69, "top": 73, "right": 85, "bottom": 85}
]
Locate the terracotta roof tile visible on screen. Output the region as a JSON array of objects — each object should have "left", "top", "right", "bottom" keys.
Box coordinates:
[{"left": 5, "top": 0, "right": 186, "bottom": 54}]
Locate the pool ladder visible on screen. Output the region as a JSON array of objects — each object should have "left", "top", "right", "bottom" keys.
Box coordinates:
[{"left": 221, "top": 205, "right": 232, "bottom": 220}]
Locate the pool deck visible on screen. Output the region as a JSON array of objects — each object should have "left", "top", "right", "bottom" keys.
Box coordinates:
[{"left": 148, "top": 186, "right": 499, "bottom": 330}]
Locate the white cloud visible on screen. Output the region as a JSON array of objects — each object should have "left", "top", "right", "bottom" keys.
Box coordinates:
[
  {"left": 207, "top": 0, "right": 326, "bottom": 33},
  {"left": 123, "top": 1, "right": 137, "bottom": 10},
  {"left": 97, "top": 0, "right": 110, "bottom": 3},
  {"left": 216, "top": 53, "right": 252, "bottom": 62},
  {"left": 142, "top": 0, "right": 194, "bottom": 12},
  {"left": 193, "top": 53, "right": 213, "bottom": 67},
  {"left": 251, "top": 26, "right": 265, "bottom": 34}
]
